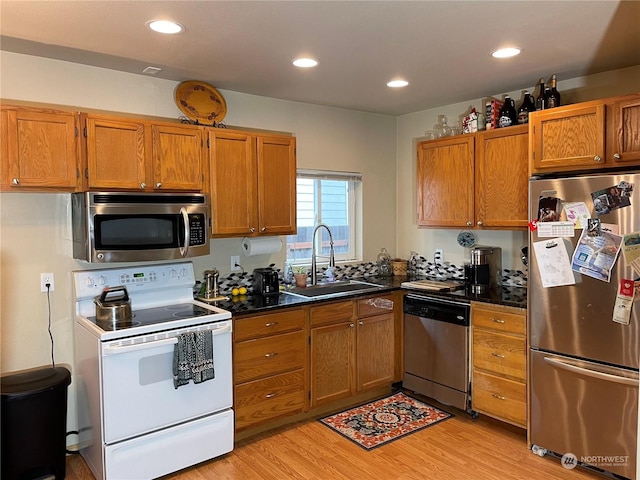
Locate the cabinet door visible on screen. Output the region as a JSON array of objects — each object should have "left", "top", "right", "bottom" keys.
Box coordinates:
[
  {"left": 2, "top": 108, "right": 79, "bottom": 190},
  {"left": 417, "top": 136, "right": 474, "bottom": 227},
  {"left": 356, "top": 313, "right": 394, "bottom": 391},
  {"left": 475, "top": 126, "right": 528, "bottom": 229},
  {"left": 529, "top": 102, "right": 606, "bottom": 174},
  {"left": 85, "top": 115, "right": 147, "bottom": 190},
  {"left": 607, "top": 94, "right": 640, "bottom": 165},
  {"left": 151, "top": 123, "right": 203, "bottom": 191},
  {"left": 256, "top": 135, "right": 297, "bottom": 235},
  {"left": 310, "top": 321, "right": 355, "bottom": 407},
  {"left": 207, "top": 130, "right": 257, "bottom": 236}
]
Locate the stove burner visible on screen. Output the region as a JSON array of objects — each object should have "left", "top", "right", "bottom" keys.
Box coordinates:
[{"left": 96, "top": 317, "right": 142, "bottom": 330}]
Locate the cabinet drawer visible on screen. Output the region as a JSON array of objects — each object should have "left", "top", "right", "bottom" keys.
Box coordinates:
[
  {"left": 234, "top": 330, "right": 306, "bottom": 383},
  {"left": 310, "top": 300, "right": 354, "bottom": 327},
  {"left": 234, "top": 370, "right": 305, "bottom": 431},
  {"left": 235, "top": 309, "right": 305, "bottom": 342},
  {"left": 473, "top": 330, "right": 526, "bottom": 381},
  {"left": 473, "top": 370, "right": 526, "bottom": 427},
  {"left": 472, "top": 305, "right": 525, "bottom": 335},
  {"left": 357, "top": 295, "right": 395, "bottom": 318}
]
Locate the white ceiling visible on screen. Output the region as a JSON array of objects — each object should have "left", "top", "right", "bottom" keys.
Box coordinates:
[{"left": 1, "top": 1, "right": 639, "bottom": 116}]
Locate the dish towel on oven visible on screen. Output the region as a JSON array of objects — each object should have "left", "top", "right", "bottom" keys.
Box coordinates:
[{"left": 173, "top": 331, "right": 215, "bottom": 389}]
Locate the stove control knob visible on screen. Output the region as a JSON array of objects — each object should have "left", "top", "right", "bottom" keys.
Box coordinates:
[
  {"left": 181, "top": 267, "right": 188, "bottom": 278},
  {"left": 170, "top": 269, "right": 177, "bottom": 278},
  {"left": 99, "top": 275, "right": 107, "bottom": 285},
  {"left": 85, "top": 276, "right": 94, "bottom": 287}
]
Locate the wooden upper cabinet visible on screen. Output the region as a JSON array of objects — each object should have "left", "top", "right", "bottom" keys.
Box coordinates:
[
  {"left": 84, "top": 114, "right": 147, "bottom": 190},
  {"left": 417, "top": 135, "right": 475, "bottom": 228},
  {"left": 151, "top": 123, "right": 204, "bottom": 191},
  {"left": 256, "top": 135, "right": 297, "bottom": 235},
  {"left": 606, "top": 94, "right": 640, "bottom": 165},
  {"left": 207, "top": 130, "right": 257, "bottom": 236},
  {"left": 1, "top": 106, "right": 80, "bottom": 191},
  {"left": 475, "top": 125, "right": 529, "bottom": 229},
  {"left": 529, "top": 101, "right": 606, "bottom": 174},
  {"left": 207, "top": 131, "right": 296, "bottom": 237},
  {"left": 84, "top": 114, "right": 204, "bottom": 191}
]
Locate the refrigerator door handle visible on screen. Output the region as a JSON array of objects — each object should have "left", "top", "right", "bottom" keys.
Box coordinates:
[{"left": 543, "top": 356, "right": 639, "bottom": 387}]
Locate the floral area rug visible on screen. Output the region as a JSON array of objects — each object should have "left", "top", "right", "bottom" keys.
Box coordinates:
[{"left": 318, "top": 391, "right": 452, "bottom": 450}]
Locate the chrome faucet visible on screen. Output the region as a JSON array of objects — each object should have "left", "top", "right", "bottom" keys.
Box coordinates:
[{"left": 311, "top": 223, "right": 335, "bottom": 285}]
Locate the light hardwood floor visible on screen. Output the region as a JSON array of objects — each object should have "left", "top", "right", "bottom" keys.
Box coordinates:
[{"left": 65, "top": 399, "right": 606, "bottom": 480}]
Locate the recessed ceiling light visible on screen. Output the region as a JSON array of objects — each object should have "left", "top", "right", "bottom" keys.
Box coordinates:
[
  {"left": 387, "top": 80, "right": 409, "bottom": 88},
  {"left": 146, "top": 20, "right": 185, "bottom": 34},
  {"left": 292, "top": 58, "right": 318, "bottom": 68},
  {"left": 491, "top": 47, "right": 521, "bottom": 59}
]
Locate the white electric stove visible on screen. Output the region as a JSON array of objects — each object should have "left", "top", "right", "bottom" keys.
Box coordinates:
[{"left": 73, "top": 262, "right": 233, "bottom": 480}]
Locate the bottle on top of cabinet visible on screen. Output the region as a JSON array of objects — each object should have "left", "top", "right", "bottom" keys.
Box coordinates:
[
  {"left": 498, "top": 96, "right": 517, "bottom": 128},
  {"left": 517, "top": 92, "right": 536, "bottom": 125},
  {"left": 546, "top": 74, "right": 561, "bottom": 108},
  {"left": 535, "top": 78, "right": 546, "bottom": 111}
]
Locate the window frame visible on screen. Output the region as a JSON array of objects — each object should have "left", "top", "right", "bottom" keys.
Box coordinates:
[{"left": 286, "top": 169, "right": 362, "bottom": 265}]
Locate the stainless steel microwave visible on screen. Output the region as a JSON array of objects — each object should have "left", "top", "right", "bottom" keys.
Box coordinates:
[{"left": 72, "top": 192, "right": 210, "bottom": 263}]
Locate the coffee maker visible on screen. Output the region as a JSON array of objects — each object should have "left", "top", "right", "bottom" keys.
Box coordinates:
[{"left": 464, "top": 246, "right": 502, "bottom": 294}]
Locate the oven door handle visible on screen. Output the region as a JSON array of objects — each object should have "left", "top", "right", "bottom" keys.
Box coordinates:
[
  {"left": 179, "top": 207, "right": 190, "bottom": 257},
  {"left": 102, "top": 324, "right": 232, "bottom": 356}
]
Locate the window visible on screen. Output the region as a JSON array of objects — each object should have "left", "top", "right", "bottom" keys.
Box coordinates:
[{"left": 286, "top": 170, "right": 362, "bottom": 264}]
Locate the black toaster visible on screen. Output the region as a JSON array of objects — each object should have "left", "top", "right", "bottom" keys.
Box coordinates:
[{"left": 252, "top": 268, "right": 280, "bottom": 296}]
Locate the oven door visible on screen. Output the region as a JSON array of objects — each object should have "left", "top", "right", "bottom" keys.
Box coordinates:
[{"left": 100, "top": 321, "right": 232, "bottom": 444}]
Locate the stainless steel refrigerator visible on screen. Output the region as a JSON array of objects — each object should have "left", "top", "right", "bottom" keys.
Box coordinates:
[{"left": 529, "top": 170, "right": 639, "bottom": 480}]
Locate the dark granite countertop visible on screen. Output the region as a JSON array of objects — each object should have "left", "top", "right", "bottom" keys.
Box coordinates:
[{"left": 200, "top": 275, "right": 527, "bottom": 317}]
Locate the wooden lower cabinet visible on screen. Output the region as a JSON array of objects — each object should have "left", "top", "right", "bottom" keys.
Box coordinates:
[
  {"left": 471, "top": 302, "right": 527, "bottom": 428},
  {"left": 233, "top": 308, "right": 307, "bottom": 431},
  {"left": 310, "top": 295, "right": 396, "bottom": 408}
]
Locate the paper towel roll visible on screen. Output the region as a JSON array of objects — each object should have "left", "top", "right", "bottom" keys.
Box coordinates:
[{"left": 242, "top": 236, "right": 283, "bottom": 256}]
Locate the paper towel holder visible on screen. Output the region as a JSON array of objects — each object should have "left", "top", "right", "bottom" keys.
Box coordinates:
[{"left": 241, "top": 236, "right": 283, "bottom": 256}]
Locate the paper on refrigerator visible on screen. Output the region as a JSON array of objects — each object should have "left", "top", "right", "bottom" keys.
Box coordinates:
[
  {"left": 533, "top": 238, "right": 576, "bottom": 288},
  {"left": 571, "top": 228, "right": 623, "bottom": 282}
]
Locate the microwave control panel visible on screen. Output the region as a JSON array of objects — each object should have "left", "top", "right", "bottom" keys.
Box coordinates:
[{"left": 189, "top": 214, "right": 206, "bottom": 246}]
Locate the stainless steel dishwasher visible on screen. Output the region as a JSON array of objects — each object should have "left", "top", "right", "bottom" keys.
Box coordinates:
[{"left": 403, "top": 293, "right": 473, "bottom": 414}]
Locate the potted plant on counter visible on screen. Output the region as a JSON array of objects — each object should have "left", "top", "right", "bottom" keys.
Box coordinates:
[{"left": 293, "top": 266, "right": 308, "bottom": 288}]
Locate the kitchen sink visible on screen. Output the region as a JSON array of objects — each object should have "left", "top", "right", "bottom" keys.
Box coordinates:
[{"left": 282, "top": 280, "right": 385, "bottom": 299}]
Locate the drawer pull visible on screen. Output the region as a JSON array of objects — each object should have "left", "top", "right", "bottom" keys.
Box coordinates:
[
  {"left": 491, "top": 318, "right": 505, "bottom": 324},
  {"left": 491, "top": 352, "right": 505, "bottom": 359},
  {"left": 265, "top": 322, "right": 279, "bottom": 327},
  {"left": 264, "top": 352, "right": 279, "bottom": 358},
  {"left": 492, "top": 394, "right": 506, "bottom": 400},
  {"left": 265, "top": 392, "right": 278, "bottom": 399}
]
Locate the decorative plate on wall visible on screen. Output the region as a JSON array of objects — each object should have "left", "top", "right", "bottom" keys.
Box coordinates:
[
  {"left": 174, "top": 81, "right": 227, "bottom": 124},
  {"left": 457, "top": 230, "right": 477, "bottom": 248}
]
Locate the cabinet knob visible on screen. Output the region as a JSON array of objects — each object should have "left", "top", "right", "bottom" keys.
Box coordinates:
[
  {"left": 613, "top": 153, "right": 621, "bottom": 160},
  {"left": 264, "top": 352, "right": 278, "bottom": 358},
  {"left": 349, "top": 323, "right": 355, "bottom": 328},
  {"left": 477, "top": 221, "right": 483, "bottom": 227},
  {"left": 12, "top": 178, "right": 19, "bottom": 185},
  {"left": 261, "top": 227, "right": 267, "bottom": 232},
  {"left": 593, "top": 155, "right": 602, "bottom": 163},
  {"left": 140, "top": 182, "right": 146, "bottom": 189},
  {"left": 358, "top": 321, "right": 364, "bottom": 326},
  {"left": 466, "top": 221, "right": 473, "bottom": 226},
  {"left": 156, "top": 182, "right": 162, "bottom": 188},
  {"left": 250, "top": 227, "right": 255, "bottom": 233}
]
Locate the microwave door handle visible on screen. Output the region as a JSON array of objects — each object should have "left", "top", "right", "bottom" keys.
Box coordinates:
[{"left": 179, "top": 207, "right": 190, "bottom": 257}]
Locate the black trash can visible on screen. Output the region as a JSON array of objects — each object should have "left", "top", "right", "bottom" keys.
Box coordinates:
[{"left": 1, "top": 366, "right": 71, "bottom": 480}]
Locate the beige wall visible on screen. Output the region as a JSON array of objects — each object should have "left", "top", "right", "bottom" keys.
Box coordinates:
[
  {"left": 0, "top": 52, "right": 397, "bottom": 432},
  {"left": 395, "top": 65, "right": 640, "bottom": 269}
]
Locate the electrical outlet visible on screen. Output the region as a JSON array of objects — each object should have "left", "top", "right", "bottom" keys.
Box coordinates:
[
  {"left": 40, "top": 273, "right": 55, "bottom": 292},
  {"left": 231, "top": 256, "right": 240, "bottom": 271},
  {"left": 434, "top": 249, "right": 444, "bottom": 264}
]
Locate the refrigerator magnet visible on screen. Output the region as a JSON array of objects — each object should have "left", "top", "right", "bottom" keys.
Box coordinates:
[
  {"left": 612, "top": 279, "right": 635, "bottom": 325},
  {"left": 562, "top": 201, "right": 591, "bottom": 229},
  {"left": 591, "top": 183, "right": 633, "bottom": 216}
]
